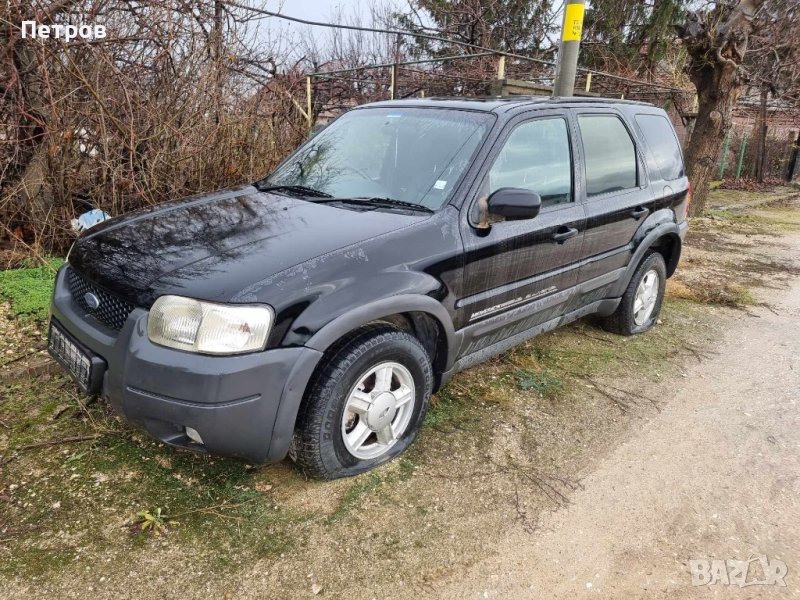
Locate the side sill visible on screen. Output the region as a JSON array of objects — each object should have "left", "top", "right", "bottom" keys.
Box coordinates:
[{"left": 444, "top": 298, "right": 621, "bottom": 377}]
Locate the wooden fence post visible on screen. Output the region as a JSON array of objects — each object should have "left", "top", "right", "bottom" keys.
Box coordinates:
[
  {"left": 306, "top": 76, "right": 313, "bottom": 131},
  {"left": 490, "top": 55, "right": 506, "bottom": 96}
]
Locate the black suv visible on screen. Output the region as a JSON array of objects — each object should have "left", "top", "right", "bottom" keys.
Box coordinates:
[{"left": 49, "top": 97, "right": 689, "bottom": 479}]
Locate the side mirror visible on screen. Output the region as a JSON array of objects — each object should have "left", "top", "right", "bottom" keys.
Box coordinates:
[{"left": 487, "top": 187, "right": 542, "bottom": 220}]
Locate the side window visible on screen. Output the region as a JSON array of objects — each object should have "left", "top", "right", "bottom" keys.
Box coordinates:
[
  {"left": 578, "top": 115, "right": 637, "bottom": 196},
  {"left": 485, "top": 118, "right": 573, "bottom": 208},
  {"left": 635, "top": 114, "right": 685, "bottom": 181}
]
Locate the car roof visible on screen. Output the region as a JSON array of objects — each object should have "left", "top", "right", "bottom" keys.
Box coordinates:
[{"left": 361, "top": 96, "right": 655, "bottom": 115}]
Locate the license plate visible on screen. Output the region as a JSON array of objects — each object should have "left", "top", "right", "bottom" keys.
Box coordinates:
[{"left": 48, "top": 320, "right": 105, "bottom": 394}]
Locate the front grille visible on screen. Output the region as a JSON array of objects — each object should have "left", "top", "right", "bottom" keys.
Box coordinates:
[{"left": 67, "top": 268, "right": 135, "bottom": 331}]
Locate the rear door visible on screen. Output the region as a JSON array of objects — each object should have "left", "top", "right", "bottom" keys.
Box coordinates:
[
  {"left": 571, "top": 109, "right": 654, "bottom": 302},
  {"left": 455, "top": 110, "right": 586, "bottom": 356}
]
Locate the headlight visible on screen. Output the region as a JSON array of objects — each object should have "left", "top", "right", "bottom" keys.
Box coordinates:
[{"left": 147, "top": 295, "right": 273, "bottom": 355}]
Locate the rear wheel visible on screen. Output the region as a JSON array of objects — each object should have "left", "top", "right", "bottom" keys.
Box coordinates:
[
  {"left": 602, "top": 252, "right": 666, "bottom": 335},
  {"left": 291, "top": 326, "right": 433, "bottom": 479}
]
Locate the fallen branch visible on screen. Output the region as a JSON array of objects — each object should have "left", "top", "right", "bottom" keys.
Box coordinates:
[
  {"left": 513, "top": 486, "right": 538, "bottom": 534},
  {"left": 759, "top": 302, "right": 780, "bottom": 316},
  {"left": 0, "top": 346, "right": 47, "bottom": 367},
  {"left": 1, "top": 433, "right": 108, "bottom": 465},
  {"left": 120, "top": 493, "right": 274, "bottom": 531},
  {"left": 16, "top": 433, "right": 106, "bottom": 451},
  {"left": 574, "top": 329, "right": 616, "bottom": 345}
]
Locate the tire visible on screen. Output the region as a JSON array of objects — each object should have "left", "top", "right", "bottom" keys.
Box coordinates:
[
  {"left": 291, "top": 325, "right": 433, "bottom": 480},
  {"left": 601, "top": 251, "right": 667, "bottom": 336}
]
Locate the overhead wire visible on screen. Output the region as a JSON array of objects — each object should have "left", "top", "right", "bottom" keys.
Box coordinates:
[{"left": 224, "top": 2, "right": 688, "bottom": 93}]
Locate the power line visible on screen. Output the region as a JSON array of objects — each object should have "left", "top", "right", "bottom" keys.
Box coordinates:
[
  {"left": 309, "top": 52, "right": 497, "bottom": 77},
  {"left": 224, "top": 2, "right": 687, "bottom": 93}
]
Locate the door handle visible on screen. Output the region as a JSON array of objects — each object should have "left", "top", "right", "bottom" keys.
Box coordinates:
[
  {"left": 630, "top": 206, "right": 649, "bottom": 220},
  {"left": 551, "top": 226, "right": 579, "bottom": 244}
]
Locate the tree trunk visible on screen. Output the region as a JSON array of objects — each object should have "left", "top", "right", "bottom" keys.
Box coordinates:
[
  {"left": 2, "top": 1, "right": 81, "bottom": 231},
  {"left": 682, "top": 62, "right": 743, "bottom": 214},
  {"left": 678, "top": 0, "right": 767, "bottom": 215},
  {"left": 6, "top": 40, "right": 54, "bottom": 222}
]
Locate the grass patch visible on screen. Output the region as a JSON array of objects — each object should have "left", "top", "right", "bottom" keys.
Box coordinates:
[
  {"left": 326, "top": 457, "right": 416, "bottom": 524},
  {"left": 509, "top": 298, "right": 704, "bottom": 383},
  {"left": 327, "top": 472, "right": 383, "bottom": 523},
  {"left": 0, "top": 259, "right": 62, "bottom": 321},
  {"left": 0, "top": 375, "right": 306, "bottom": 578},
  {"left": 672, "top": 188, "right": 800, "bottom": 309},
  {"left": 703, "top": 206, "right": 800, "bottom": 236},
  {"left": 515, "top": 368, "right": 563, "bottom": 398},
  {"left": 426, "top": 386, "right": 471, "bottom": 429},
  {"left": 667, "top": 279, "right": 756, "bottom": 308}
]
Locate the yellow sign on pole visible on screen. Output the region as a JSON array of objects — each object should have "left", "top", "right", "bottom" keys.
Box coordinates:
[{"left": 562, "top": 3, "right": 585, "bottom": 42}]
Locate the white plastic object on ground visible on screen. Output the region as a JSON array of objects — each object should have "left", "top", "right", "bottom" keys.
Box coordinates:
[{"left": 71, "top": 208, "right": 111, "bottom": 232}]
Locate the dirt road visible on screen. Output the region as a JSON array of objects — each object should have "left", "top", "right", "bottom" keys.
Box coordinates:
[{"left": 432, "top": 234, "right": 800, "bottom": 598}]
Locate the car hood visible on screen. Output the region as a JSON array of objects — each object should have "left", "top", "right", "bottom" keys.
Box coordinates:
[{"left": 69, "top": 185, "right": 428, "bottom": 305}]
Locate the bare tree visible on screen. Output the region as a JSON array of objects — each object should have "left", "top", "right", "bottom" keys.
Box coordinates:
[
  {"left": 677, "top": 0, "right": 768, "bottom": 214},
  {"left": 744, "top": 0, "right": 800, "bottom": 181},
  {"left": 0, "top": 0, "right": 306, "bottom": 253}
]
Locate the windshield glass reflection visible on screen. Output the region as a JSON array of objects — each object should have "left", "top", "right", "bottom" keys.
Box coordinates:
[{"left": 262, "top": 108, "right": 493, "bottom": 209}]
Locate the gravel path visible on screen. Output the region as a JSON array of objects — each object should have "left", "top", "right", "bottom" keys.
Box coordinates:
[{"left": 431, "top": 234, "right": 800, "bottom": 598}]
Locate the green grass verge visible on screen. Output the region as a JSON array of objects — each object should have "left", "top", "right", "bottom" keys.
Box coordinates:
[
  {"left": 0, "top": 259, "right": 63, "bottom": 321},
  {"left": 0, "top": 374, "right": 305, "bottom": 578}
]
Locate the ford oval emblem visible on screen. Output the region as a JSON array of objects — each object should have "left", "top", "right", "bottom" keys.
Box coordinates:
[{"left": 84, "top": 292, "right": 100, "bottom": 310}]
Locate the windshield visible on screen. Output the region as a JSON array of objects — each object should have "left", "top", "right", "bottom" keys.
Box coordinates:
[{"left": 262, "top": 107, "right": 494, "bottom": 209}]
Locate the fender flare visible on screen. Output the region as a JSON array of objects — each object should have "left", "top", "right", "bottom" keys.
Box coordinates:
[
  {"left": 265, "top": 295, "right": 457, "bottom": 462},
  {"left": 306, "top": 293, "right": 458, "bottom": 367},
  {"left": 610, "top": 222, "right": 682, "bottom": 298}
]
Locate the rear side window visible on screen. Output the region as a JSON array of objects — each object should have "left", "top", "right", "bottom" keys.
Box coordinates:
[
  {"left": 578, "top": 115, "right": 637, "bottom": 196},
  {"left": 635, "top": 114, "right": 684, "bottom": 181}
]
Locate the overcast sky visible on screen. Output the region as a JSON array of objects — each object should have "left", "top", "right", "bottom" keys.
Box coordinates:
[
  {"left": 254, "top": 0, "right": 399, "bottom": 58},
  {"left": 276, "top": 0, "right": 372, "bottom": 18}
]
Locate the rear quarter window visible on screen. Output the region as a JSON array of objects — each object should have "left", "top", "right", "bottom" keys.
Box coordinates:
[{"left": 635, "top": 114, "right": 685, "bottom": 181}]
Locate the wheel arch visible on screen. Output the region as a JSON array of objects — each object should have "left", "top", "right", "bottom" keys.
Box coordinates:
[
  {"left": 611, "top": 222, "right": 682, "bottom": 297},
  {"left": 649, "top": 232, "right": 682, "bottom": 277},
  {"left": 305, "top": 294, "right": 457, "bottom": 391}
]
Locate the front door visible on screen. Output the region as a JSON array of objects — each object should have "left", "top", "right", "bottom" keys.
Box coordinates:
[{"left": 455, "top": 111, "right": 586, "bottom": 357}]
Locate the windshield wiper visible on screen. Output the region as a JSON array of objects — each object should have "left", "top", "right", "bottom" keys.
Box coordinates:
[
  {"left": 312, "top": 196, "right": 434, "bottom": 213},
  {"left": 256, "top": 184, "right": 332, "bottom": 198}
]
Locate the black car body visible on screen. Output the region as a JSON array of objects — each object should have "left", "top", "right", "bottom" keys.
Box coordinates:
[{"left": 49, "top": 96, "right": 689, "bottom": 478}]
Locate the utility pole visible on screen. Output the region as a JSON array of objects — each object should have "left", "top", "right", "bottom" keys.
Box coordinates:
[{"left": 553, "top": 0, "right": 586, "bottom": 97}]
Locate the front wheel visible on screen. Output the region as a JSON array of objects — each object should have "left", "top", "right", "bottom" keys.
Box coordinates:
[
  {"left": 601, "top": 252, "right": 667, "bottom": 335},
  {"left": 291, "top": 326, "right": 433, "bottom": 479}
]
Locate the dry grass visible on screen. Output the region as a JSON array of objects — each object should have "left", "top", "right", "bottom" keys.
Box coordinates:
[{"left": 669, "top": 188, "right": 800, "bottom": 309}]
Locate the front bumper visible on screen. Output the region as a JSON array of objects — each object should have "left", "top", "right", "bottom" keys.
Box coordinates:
[
  {"left": 678, "top": 218, "right": 688, "bottom": 240},
  {"left": 49, "top": 265, "right": 322, "bottom": 464}
]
